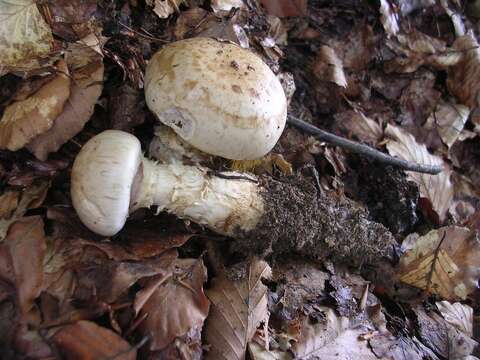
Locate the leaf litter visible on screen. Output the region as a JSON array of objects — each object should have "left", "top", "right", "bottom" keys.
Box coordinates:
[{"left": 1, "top": 0, "right": 480, "bottom": 359}]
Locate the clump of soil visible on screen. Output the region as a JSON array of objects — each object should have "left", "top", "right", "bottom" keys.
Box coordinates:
[{"left": 231, "top": 174, "right": 396, "bottom": 267}]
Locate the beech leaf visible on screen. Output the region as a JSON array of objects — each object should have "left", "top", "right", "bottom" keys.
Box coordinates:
[
  {"left": 385, "top": 124, "right": 453, "bottom": 223},
  {"left": 204, "top": 259, "right": 271, "bottom": 360},
  {"left": 436, "top": 301, "right": 473, "bottom": 336},
  {"left": 0, "top": 0, "right": 54, "bottom": 76},
  {"left": 398, "top": 226, "right": 480, "bottom": 300}
]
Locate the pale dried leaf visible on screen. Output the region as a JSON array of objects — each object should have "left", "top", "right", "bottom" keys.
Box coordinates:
[
  {"left": 334, "top": 110, "right": 383, "bottom": 145},
  {"left": 398, "top": 226, "right": 480, "bottom": 300},
  {"left": 204, "top": 259, "right": 271, "bottom": 360},
  {"left": 0, "top": 0, "right": 54, "bottom": 76},
  {"left": 313, "top": 46, "right": 347, "bottom": 88},
  {"left": 5, "top": 216, "right": 46, "bottom": 315},
  {"left": 379, "top": 0, "right": 399, "bottom": 37},
  {"left": 427, "top": 102, "right": 470, "bottom": 148},
  {"left": 211, "top": 0, "right": 245, "bottom": 12},
  {"left": 447, "top": 33, "right": 480, "bottom": 109},
  {"left": 436, "top": 301, "right": 473, "bottom": 336},
  {"left": 135, "top": 257, "right": 210, "bottom": 351},
  {"left": 146, "top": 0, "right": 185, "bottom": 18},
  {"left": 0, "top": 60, "right": 71, "bottom": 151},
  {"left": 248, "top": 342, "right": 292, "bottom": 360},
  {"left": 0, "top": 181, "right": 49, "bottom": 241},
  {"left": 385, "top": 124, "right": 453, "bottom": 223},
  {"left": 292, "top": 308, "right": 378, "bottom": 359},
  {"left": 28, "top": 61, "right": 104, "bottom": 160}
]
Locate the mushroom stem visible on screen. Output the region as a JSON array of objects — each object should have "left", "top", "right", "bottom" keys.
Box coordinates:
[{"left": 133, "top": 158, "right": 264, "bottom": 235}]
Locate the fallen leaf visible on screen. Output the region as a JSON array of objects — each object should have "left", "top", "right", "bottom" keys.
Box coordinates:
[
  {"left": 147, "top": 326, "right": 203, "bottom": 359},
  {"left": 43, "top": 0, "right": 97, "bottom": 41},
  {"left": 328, "top": 24, "right": 376, "bottom": 71},
  {"left": 447, "top": 33, "right": 480, "bottom": 132},
  {"left": 0, "top": 191, "right": 19, "bottom": 219},
  {"left": 414, "top": 305, "right": 477, "bottom": 359},
  {"left": 211, "top": 0, "right": 245, "bottom": 12},
  {"left": 398, "top": 226, "right": 480, "bottom": 300},
  {"left": 0, "top": 60, "right": 71, "bottom": 151},
  {"left": 248, "top": 342, "right": 292, "bottom": 360},
  {"left": 0, "top": 0, "right": 54, "bottom": 76},
  {"left": 108, "top": 83, "right": 145, "bottom": 132},
  {"left": 334, "top": 110, "right": 383, "bottom": 145},
  {"left": 146, "top": 0, "right": 185, "bottom": 19},
  {"left": 436, "top": 301, "right": 473, "bottom": 336},
  {"left": 204, "top": 259, "right": 271, "bottom": 359},
  {"left": 0, "top": 181, "right": 49, "bottom": 241},
  {"left": 4, "top": 216, "right": 46, "bottom": 315},
  {"left": 51, "top": 320, "right": 136, "bottom": 360},
  {"left": 258, "top": 0, "right": 307, "bottom": 17},
  {"left": 385, "top": 124, "right": 453, "bottom": 223},
  {"left": 312, "top": 46, "right": 347, "bottom": 88},
  {"left": 425, "top": 102, "right": 470, "bottom": 149},
  {"left": 369, "top": 333, "right": 440, "bottom": 360},
  {"left": 135, "top": 257, "right": 210, "bottom": 351},
  {"left": 292, "top": 307, "right": 377, "bottom": 359},
  {"left": 27, "top": 60, "right": 104, "bottom": 160},
  {"left": 379, "top": 0, "right": 399, "bottom": 37},
  {"left": 384, "top": 30, "right": 461, "bottom": 73}
]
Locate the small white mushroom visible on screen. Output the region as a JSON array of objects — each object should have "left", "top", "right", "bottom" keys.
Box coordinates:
[
  {"left": 71, "top": 130, "right": 264, "bottom": 236},
  {"left": 144, "top": 37, "right": 287, "bottom": 160}
]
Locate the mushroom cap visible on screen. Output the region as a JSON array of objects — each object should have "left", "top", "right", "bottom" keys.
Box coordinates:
[
  {"left": 71, "top": 130, "right": 142, "bottom": 236},
  {"left": 144, "top": 37, "right": 287, "bottom": 160}
]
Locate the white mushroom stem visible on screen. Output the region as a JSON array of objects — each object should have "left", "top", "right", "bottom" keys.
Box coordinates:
[{"left": 133, "top": 158, "right": 264, "bottom": 235}]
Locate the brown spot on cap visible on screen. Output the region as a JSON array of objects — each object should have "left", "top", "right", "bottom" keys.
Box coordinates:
[{"left": 232, "top": 85, "right": 243, "bottom": 94}]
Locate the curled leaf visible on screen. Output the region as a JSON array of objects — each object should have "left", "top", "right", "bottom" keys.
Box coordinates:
[
  {"left": 313, "top": 46, "right": 347, "bottom": 88},
  {"left": 0, "top": 60, "right": 70, "bottom": 151}
]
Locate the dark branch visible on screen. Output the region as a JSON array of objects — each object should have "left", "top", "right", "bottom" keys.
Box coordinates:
[{"left": 287, "top": 115, "right": 443, "bottom": 175}]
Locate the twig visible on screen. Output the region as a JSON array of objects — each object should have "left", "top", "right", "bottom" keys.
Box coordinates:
[{"left": 287, "top": 115, "right": 443, "bottom": 175}]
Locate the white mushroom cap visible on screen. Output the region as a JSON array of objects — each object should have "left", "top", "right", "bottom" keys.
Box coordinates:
[
  {"left": 70, "top": 130, "right": 142, "bottom": 236},
  {"left": 144, "top": 37, "right": 287, "bottom": 160}
]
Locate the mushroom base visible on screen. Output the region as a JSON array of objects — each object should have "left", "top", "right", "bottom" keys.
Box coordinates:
[{"left": 229, "top": 175, "right": 396, "bottom": 267}]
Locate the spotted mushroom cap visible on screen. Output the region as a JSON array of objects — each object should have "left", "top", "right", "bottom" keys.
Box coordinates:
[{"left": 144, "top": 37, "right": 287, "bottom": 160}]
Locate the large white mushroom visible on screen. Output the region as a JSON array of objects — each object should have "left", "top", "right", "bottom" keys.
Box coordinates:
[
  {"left": 71, "top": 130, "right": 395, "bottom": 265},
  {"left": 144, "top": 37, "right": 287, "bottom": 160}
]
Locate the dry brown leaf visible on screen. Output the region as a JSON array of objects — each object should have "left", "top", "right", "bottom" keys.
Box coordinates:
[
  {"left": 204, "top": 259, "right": 271, "bottom": 360},
  {"left": 0, "top": 181, "right": 49, "bottom": 241},
  {"left": 384, "top": 30, "right": 461, "bottom": 73},
  {"left": 51, "top": 320, "right": 136, "bottom": 360},
  {"left": 0, "top": 0, "right": 54, "bottom": 76},
  {"left": 447, "top": 33, "right": 480, "bottom": 110},
  {"left": 426, "top": 102, "right": 470, "bottom": 149},
  {"left": 379, "top": 0, "right": 399, "bottom": 37},
  {"left": 211, "top": 0, "right": 245, "bottom": 12},
  {"left": 146, "top": 0, "right": 185, "bottom": 19},
  {"left": 0, "top": 191, "right": 20, "bottom": 219},
  {"left": 334, "top": 110, "right": 383, "bottom": 145},
  {"left": 312, "top": 46, "right": 347, "bottom": 88},
  {"left": 436, "top": 301, "right": 473, "bottom": 336},
  {"left": 385, "top": 124, "right": 453, "bottom": 223},
  {"left": 4, "top": 216, "right": 46, "bottom": 315},
  {"left": 398, "top": 226, "right": 480, "bottom": 300},
  {"left": 0, "top": 60, "right": 71, "bottom": 151},
  {"left": 292, "top": 308, "right": 378, "bottom": 359},
  {"left": 28, "top": 60, "right": 104, "bottom": 160},
  {"left": 259, "top": 0, "right": 307, "bottom": 17},
  {"left": 414, "top": 306, "right": 477, "bottom": 359},
  {"left": 135, "top": 257, "right": 210, "bottom": 351}
]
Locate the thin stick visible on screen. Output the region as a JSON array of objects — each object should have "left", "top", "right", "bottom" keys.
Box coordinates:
[{"left": 287, "top": 115, "right": 443, "bottom": 175}]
